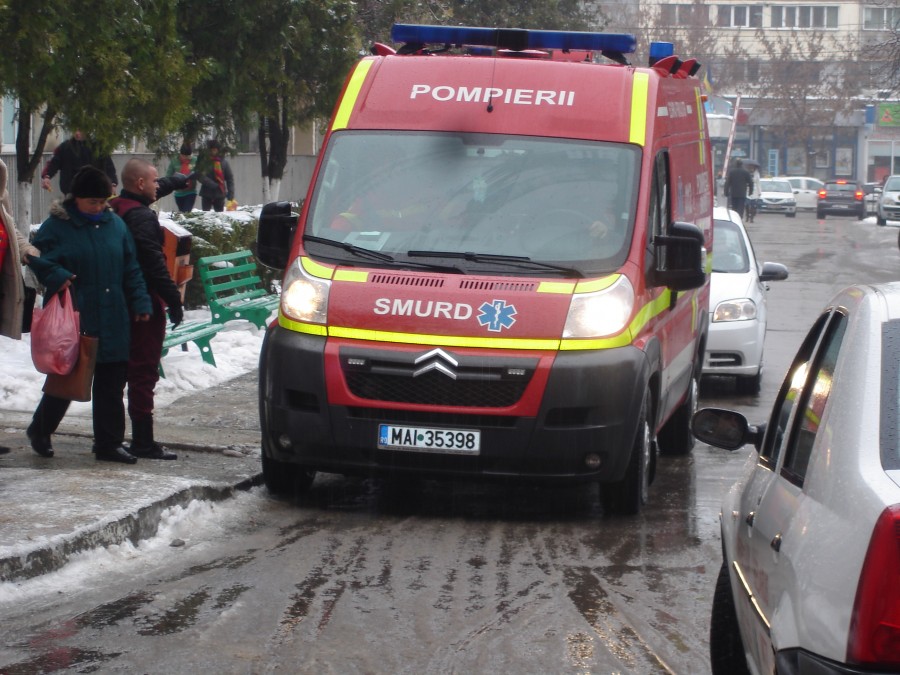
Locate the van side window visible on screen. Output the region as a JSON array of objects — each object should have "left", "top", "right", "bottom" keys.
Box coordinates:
[{"left": 647, "top": 152, "right": 670, "bottom": 248}]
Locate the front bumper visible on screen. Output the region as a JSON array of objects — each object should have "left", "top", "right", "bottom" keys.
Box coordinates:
[
  {"left": 758, "top": 199, "right": 796, "bottom": 214},
  {"left": 702, "top": 317, "right": 763, "bottom": 377},
  {"left": 259, "top": 325, "right": 650, "bottom": 483}
]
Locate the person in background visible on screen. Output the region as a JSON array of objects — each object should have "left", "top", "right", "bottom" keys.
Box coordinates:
[
  {"left": 0, "top": 158, "right": 40, "bottom": 455},
  {"left": 746, "top": 164, "right": 762, "bottom": 223},
  {"left": 196, "top": 139, "right": 234, "bottom": 212},
  {"left": 724, "top": 159, "right": 753, "bottom": 219},
  {"left": 110, "top": 158, "right": 187, "bottom": 461},
  {"left": 40, "top": 130, "right": 118, "bottom": 196},
  {"left": 26, "top": 167, "right": 151, "bottom": 464},
  {"left": 166, "top": 143, "right": 197, "bottom": 213}
]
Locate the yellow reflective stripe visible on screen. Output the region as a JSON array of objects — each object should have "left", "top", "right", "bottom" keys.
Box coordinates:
[
  {"left": 575, "top": 274, "right": 619, "bottom": 294},
  {"left": 331, "top": 60, "right": 374, "bottom": 131},
  {"left": 329, "top": 326, "right": 559, "bottom": 350},
  {"left": 562, "top": 288, "right": 671, "bottom": 351},
  {"left": 334, "top": 269, "right": 369, "bottom": 282},
  {"left": 279, "top": 315, "right": 328, "bottom": 336},
  {"left": 629, "top": 72, "right": 650, "bottom": 146},
  {"left": 695, "top": 88, "right": 707, "bottom": 165},
  {"left": 538, "top": 281, "right": 576, "bottom": 294},
  {"left": 301, "top": 256, "right": 334, "bottom": 279}
]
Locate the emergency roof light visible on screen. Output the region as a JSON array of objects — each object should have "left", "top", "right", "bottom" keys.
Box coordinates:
[{"left": 391, "top": 24, "right": 637, "bottom": 56}]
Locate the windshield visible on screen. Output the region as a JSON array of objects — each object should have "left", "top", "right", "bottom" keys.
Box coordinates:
[
  {"left": 885, "top": 177, "right": 900, "bottom": 191},
  {"left": 304, "top": 131, "right": 640, "bottom": 275},
  {"left": 712, "top": 219, "right": 750, "bottom": 273},
  {"left": 761, "top": 179, "right": 791, "bottom": 193}
]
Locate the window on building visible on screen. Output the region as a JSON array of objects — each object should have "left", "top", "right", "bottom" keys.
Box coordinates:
[
  {"left": 771, "top": 5, "right": 838, "bottom": 28},
  {"left": 1, "top": 97, "right": 16, "bottom": 151},
  {"left": 865, "top": 7, "right": 900, "bottom": 30},
  {"left": 717, "top": 5, "right": 762, "bottom": 28},
  {"left": 661, "top": 3, "right": 709, "bottom": 26}
]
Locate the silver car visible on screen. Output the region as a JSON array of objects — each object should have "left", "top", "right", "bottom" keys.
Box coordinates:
[
  {"left": 758, "top": 179, "right": 797, "bottom": 217},
  {"left": 876, "top": 175, "right": 900, "bottom": 225},
  {"left": 695, "top": 281, "right": 900, "bottom": 674}
]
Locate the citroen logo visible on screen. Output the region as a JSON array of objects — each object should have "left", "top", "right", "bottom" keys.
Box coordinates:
[{"left": 412, "top": 348, "right": 459, "bottom": 379}]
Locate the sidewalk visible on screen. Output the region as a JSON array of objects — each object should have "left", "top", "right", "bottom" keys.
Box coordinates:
[{"left": 0, "top": 371, "right": 263, "bottom": 583}]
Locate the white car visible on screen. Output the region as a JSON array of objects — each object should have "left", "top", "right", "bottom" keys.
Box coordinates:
[
  {"left": 703, "top": 207, "right": 788, "bottom": 394},
  {"left": 694, "top": 281, "right": 900, "bottom": 674},
  {"left": 876, "top": 175, "right": 900, "bottom": 225},
  {"left": 758, "top": 178, "right": 797, "bottom": 217},
  {"left": 777, "top": 176, "right": 825, "bottom": 210}
]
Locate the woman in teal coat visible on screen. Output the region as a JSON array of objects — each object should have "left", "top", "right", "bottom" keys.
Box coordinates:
[{"left": 26, "top": 167, "right": 152, "bottom": 463}]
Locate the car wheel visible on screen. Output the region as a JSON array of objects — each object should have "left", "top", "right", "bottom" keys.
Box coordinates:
[
  {"left": 602, "top": 389, "right": 653, "bottom": 516},
  {"left": 857, "top": 208, "right": 866, "bottom": 220},
  {"left": 735, "top": 370, "right": 761, "bottom": 395},
  {"left": 816, "top": 209, "right": 825, "bottom": 219},
  {"left": 261, "top": 447, "right": 316, "bottom": 497},
  {"left": 878, "top": 214, "right": 887, "bottom": 226},
  {"left": 710, "top": 562, "right": 752, "bottom": 675},
  {"left": 658, "top": 371, "right": 698, "bottom": 455}
]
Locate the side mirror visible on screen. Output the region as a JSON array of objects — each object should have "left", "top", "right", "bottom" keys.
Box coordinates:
[
  {"left": 692, "top": 407, "right": 765, "bottom": 452},
  {"left": 652, "top": 221, "right": 706, "bottom": 291},
  {"left": 759, "top": 261, "right": 789, "bottom": 282},
  {"left": 257, "top": 201, "right": 297, "bottom": 270}
]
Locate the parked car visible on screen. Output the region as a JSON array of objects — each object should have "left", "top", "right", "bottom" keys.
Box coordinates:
[
  {"left": 876, "top": 175, "right": 900, "bottom": 225},
  {"left": 776, "top": 175, "right": 825, "bottom": 210},
  {"left": 757, "top": 178, "right": 797, "bottom": 217},
  {"left": 702, "top": 207, "right": 789, "bottom": 394},
  {"left": 816, "top": 179, "right": 865, "bottom": 219},
  {"left": 695, "top": 281, "right": 900, "bottom": 674}
]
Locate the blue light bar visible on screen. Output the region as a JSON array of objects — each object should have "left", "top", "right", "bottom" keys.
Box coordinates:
[
  {"left": 391, "top": 24, "right": 636, "bottom": 54},
  {"left": 649, "top": 42, "right": 674, "bottom": 60}
]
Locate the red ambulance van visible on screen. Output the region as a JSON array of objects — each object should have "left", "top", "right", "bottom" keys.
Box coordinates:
[{"left": 256, "top": 25, "right": 713, "bottom": 514}]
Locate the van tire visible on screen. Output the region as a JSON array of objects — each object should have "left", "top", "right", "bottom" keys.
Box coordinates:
[
  {"left": 658, "top": 372, "right": 698, "bottom": 455},
  {"left": 262, "top": 450, "right": 316, "bottom": 497},
  {"left": 710, "top": 562, "right": 751, "bottom": 675},
  {"left": 602, "top": 390, "right": 652, "bottom": 515}
]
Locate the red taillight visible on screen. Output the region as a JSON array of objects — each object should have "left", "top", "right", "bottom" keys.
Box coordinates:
[
  {"left": 818, "top": 189, "right": 827, "bottom": 198},
  {"left": 848, "top": 504, "right": 900, "bottom": 666},
  {"left": 856, "top": 190, "right": 865, "bottom": 201}
]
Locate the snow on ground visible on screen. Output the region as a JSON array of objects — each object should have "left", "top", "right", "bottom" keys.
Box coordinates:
[{"left": 1, "top": 208, "right": 270, "bottom": 416}]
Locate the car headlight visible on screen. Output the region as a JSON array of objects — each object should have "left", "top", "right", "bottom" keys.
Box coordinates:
[
  {"left": 563, "top": 275, "right": 635, "bottom": 338},
  {"left": 713, "top": 298, "right": 757, "bottom": 322},
  {"left": 281, "top": 258, "right": 331, "bottom": 324}
]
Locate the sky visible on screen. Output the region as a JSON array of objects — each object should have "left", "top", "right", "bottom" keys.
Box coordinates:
[{"left": 0, "top": 208, "right": 270, "bottom": 417}]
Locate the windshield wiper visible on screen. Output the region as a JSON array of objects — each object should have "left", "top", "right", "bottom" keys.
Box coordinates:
[
  {"left": 407, "top": 250, "right": 584, "bottom": 278},
  {"left": 304, "top": 234, "right": 395, "bottom": 262},
  {"left": 304, "top": 235, "right": 464, "bottom": 273}
]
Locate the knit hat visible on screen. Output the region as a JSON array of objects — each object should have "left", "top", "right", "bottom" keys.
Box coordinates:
[
  {"left": 70, "top": 166, "right": 112, "bottom": 198},
  {"left": 180, "top": 143, "right": 192, "bottom": 156}
]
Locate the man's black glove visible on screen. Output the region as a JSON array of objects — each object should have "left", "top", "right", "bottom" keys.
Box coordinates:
[
  {"left": 168, "top": 302, "right": 184, "bottom": 328},
  {"left": 169, "top": 172, "right": 190, "bottom": 190}
]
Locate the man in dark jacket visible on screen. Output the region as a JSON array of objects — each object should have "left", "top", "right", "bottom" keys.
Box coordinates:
[
  {"left": 110, "top": 158, "right": 187, "bottom": 460},
  {"left": 41, "top": 130, "right": 118, "bottom": 196},
  {"left": 724, "top": 159, "right": 754, "bottom": 218}
]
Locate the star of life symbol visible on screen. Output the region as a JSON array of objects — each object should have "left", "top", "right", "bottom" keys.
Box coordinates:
[{"left": 477, "top": 299, "right": 517, "bottom": 332}]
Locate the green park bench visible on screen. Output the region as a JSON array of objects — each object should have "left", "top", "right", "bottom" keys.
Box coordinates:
[
  {"left": 197, "top": 250, "right": 280, "bottom": 329},
  {"left": 159, "top": 320, "right": 226, "bottom": 378}
]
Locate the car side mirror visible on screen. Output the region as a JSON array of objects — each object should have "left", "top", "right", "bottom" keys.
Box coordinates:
[
  {"left": 692, "top": 407, "right": 765, "bottom": 452},
  {"left": 652, "top": 221, "right": 707, "bottom": 291},
  {"left": 257, "top": 201, "right": 298, "bottom": 270},
  {"left": 759, "top": 262, "right": 789, "bottom": 282}
]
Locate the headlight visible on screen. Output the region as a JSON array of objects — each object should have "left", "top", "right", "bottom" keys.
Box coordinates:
[
  {"left": 563, "top": 275, "right": 635, "bottom": 338},
  {"left": 281, "top": 258, "right": 331, "bottom": 324},
  {"left": 713, "top": 298, "right": 756, "bottom": 322}
]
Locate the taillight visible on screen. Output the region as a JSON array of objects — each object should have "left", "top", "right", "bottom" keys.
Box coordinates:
[
  {"left": 818, "top": 189, "right": 827, "bottom": 198},
  {"left": 855, "top": 190, "right": 864, "bottom": 201},
  {"left": 847, "top": 504, "right": 900, "bottom": 666}
]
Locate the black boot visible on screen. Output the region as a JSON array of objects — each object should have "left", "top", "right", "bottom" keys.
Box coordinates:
[{"left": 129, "top": 417, "right": 177, "bottom": 460}]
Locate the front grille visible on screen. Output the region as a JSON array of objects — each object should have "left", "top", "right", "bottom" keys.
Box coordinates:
[
  {"left": 345, "top": 369, "right": 528, "bottom": 407},
  {"left": 347, "top": 407, "right": 519, "bottom": 427}
]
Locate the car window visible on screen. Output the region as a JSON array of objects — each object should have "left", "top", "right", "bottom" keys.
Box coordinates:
[
  {"left": 761, "top": 180, "right": 791, "bottom": 193},
  {"left": 711, "top": 219, "right": 750, "bottom": 273},
  {"left": 809, "top": 178, "right": 824, "bottom": 190},
  {"left": 885, "top": 177, "right": 900, "bottom": 191},
  {"left": 788, "top": 178, "right": 801, "bottom": 189},
  {"left": 827, "top": 182, "right": 857, "bottom": 193},
  {"left": 760, "top": 311, "right": 832, "bottom": 466},
  {"left": 781, "top": 311, "right": 847, "bottom": 486}
]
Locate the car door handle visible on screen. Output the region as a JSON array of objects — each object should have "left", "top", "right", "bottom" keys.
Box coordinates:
[
  {"left": 771, "top": 533, "right": 782, "bottom": 552},
  {"left": 745, "top": 511, "right": 755, "bottom": 527}
]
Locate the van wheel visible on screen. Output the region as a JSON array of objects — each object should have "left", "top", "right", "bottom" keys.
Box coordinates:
[
  {"left": 710, "top": 562, "right": 751, "bottom": 675},
  {"left": 658, "top": 373, "right": 698, "bottom": 455},
  {"left": 602, "top": 390, "right": 652, "bottom": 515},
  {"left": 261, "top": 449, "right": 316, "bottom": 496},
  {"left": 735, "top": 370, "right": 761, "bottom": 395}
]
